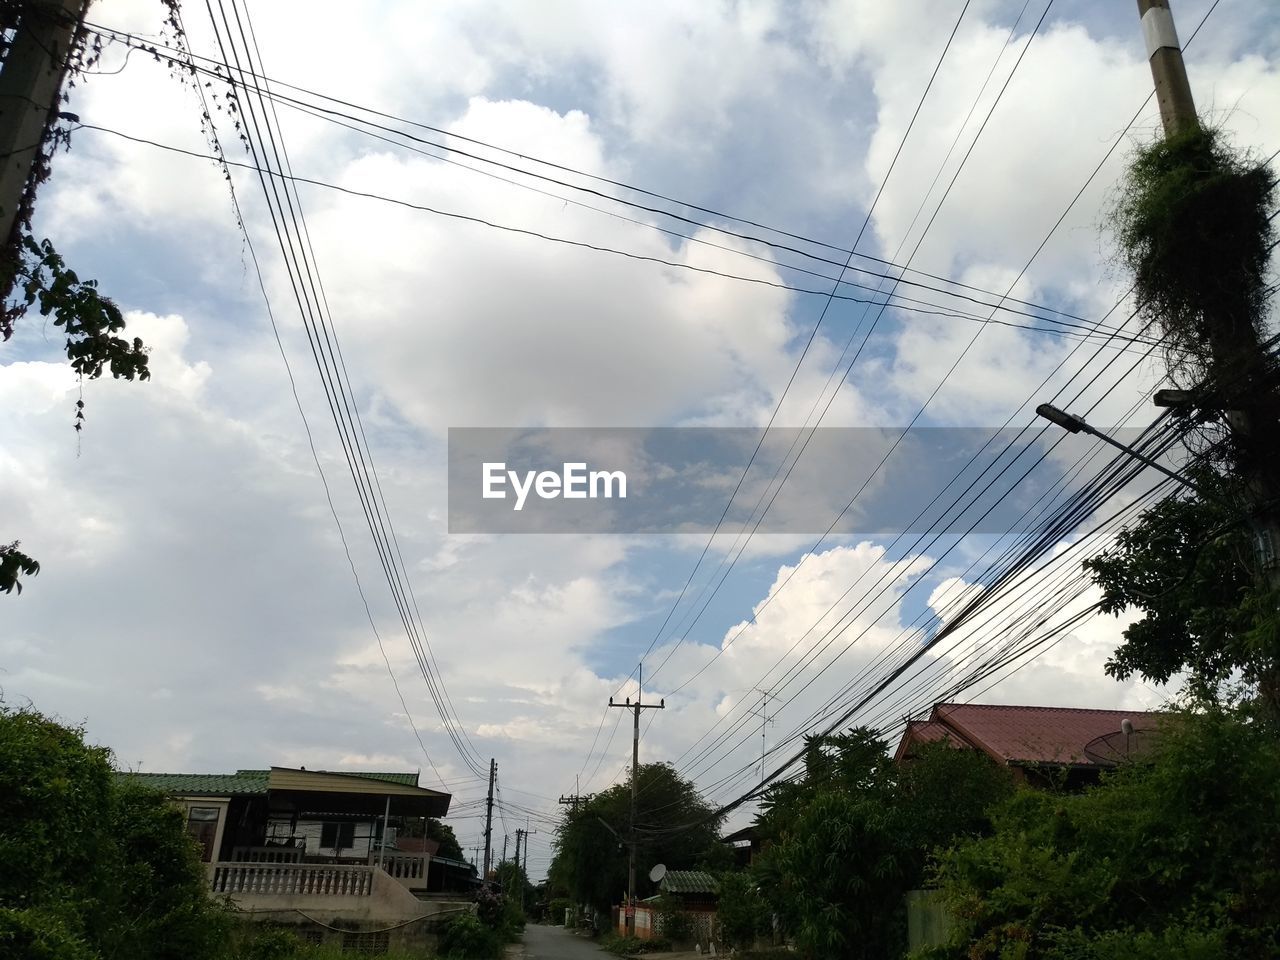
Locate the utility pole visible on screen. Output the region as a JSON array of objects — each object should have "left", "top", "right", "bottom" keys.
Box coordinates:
[
  {"left": 1133, "top": 1, "right": 1280, "bottom": 702},
  {"left": 747, "top": 688, "right": 775, "bottom": 787},
  {"left": 608, "top": 664, "right": 664, "bottom": 938},
  {"left": 483, "top": 759, "right": 496, "bottom": 879},
  {"left": 0, "top": 0, "right": 87, "bottom": 253},
  {"left": 1135, "top": 0, "right": 1198, "bottom": 137},
  {"left": 522, "top": 824, "right": 537, "bottom": 908},
  {"left": 502, "top": 833, "right": 509, "bottom": 866},
  {"left": 559, "top": 775, "right": 593, "bottom": 813}
]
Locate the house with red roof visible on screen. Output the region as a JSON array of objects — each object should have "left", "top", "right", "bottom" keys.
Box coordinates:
[{"left": 894, "top": 702, "right": 1164, "bottom": 788}]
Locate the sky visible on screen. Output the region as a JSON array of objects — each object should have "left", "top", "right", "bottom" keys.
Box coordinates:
[{"left": 3, "top": 0, "right": 1278, "bottom": 878}]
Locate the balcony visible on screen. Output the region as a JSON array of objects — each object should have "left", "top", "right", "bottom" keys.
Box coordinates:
[{"left": 212, "top": 861, "right": 375, "bottom": 897}]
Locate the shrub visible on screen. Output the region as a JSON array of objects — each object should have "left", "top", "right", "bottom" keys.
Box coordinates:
[
  {"left": 236, "top": 926, "right": 308, "bottom": 960},
  {"left": 439, "top": 911, "right": 503, "bottom": 960},
  {"left": 0, "top": 706, "right": 232, "bottom": 960},
  {"left": 717, "top": 871, "right": 765, "bottom": 949},
  {"left": 600, "top": 932, "right": 671, "bottom": 955},
  {"left": 547, "top": 898, "right": 572, "bottom": 925}
]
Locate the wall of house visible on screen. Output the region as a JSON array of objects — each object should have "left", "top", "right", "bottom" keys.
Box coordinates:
[{"left": 229, "top": 869, "right": 473, "bottom": 951}]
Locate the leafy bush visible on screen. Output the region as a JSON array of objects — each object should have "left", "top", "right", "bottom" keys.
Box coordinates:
[
  {"left": 439, "top": 911, "right": 504, "bottom": 959},
  {"left": 0, "top": 705, "right": 232, "bottom": 960},
  {"left": 717, "top": 871, "right": 765, "bottom": 948},
  {"left": 235, "top": 927, "right": 308, "bottom": 960},
  {"left": 599, "top": 932, "right": 671, "bottom": 955},
  {"left": 932, "top": 705, "right": 1280, "bottom": 959},
  {"left": 654, "top": 893, "right": 693, "bottom": 943},
  {"left": 547, "top": 897, "right": 572, "bottom": 924},
  {"left": 0, "top": 906, "right": 96, "bottom": 960}
]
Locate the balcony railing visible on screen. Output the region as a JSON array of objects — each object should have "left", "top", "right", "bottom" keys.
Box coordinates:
[
  {"left": 231, "top": 845, "right": 304, "bottom": 864},
  {"left": 378, "top": 851, "right": 426, "bottom": 882},
  {"left": 211, "top": 862, "right": 373, "bottom": 897}
]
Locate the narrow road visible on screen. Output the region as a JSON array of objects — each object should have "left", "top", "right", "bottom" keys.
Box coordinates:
[{"left": 520, "top": 923, "right": 613, "bottom": 959}]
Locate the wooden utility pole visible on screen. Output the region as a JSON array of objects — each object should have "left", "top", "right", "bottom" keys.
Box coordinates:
[
  {"left": 608, "top": 664, "right": 664, "bottom": 937},
  {"left": 0, "top": 0, "right": 88, "bottom": 251},
  {"left": 1134, "top": 1, "right": 1280, "bottom": 702},
  {"left": 483, "top": 759, "right": 496, "bottom": 879}
]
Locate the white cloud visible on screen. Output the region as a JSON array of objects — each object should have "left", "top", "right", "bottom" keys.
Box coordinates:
[{"left": 3, "top": 0, "right": 1275, "bottom": 871}]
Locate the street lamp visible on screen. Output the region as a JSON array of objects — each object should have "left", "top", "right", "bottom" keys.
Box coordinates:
[{"left": 1034, "top": 402, "right": 1208, "bottom": 499}]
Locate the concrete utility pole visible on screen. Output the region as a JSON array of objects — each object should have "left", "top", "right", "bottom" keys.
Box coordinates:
[
  {"left": 513, "top": 828, "right": 523, "bottom": 874},
  {"left": 502, "top": 833, "right": 509, "bottom": 866},
  {"left": 608, "top": 664, "right": 664, "bottom": 937},
  {"left": 1133, "top": 1, "right": 1280, "bottom": 717},
  {"left": 0, "top": 0, "right": 88, "bottom": 250},
  {"left": 1134, "top": 0, "right": 1280, "bottom": 599},
  {"left": 483, "top": 759, "right": 496, "bottom": 879},
  {"left": 1135, "top": 0, "right": 1199, "bottom": 137},
  {"left": 521, "top": 823, "right": 537, "bottom": 908}
]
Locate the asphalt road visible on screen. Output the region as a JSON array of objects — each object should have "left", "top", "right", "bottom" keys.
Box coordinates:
[{"left": 520, "top": 923, "right": 613, "bottom": 959}]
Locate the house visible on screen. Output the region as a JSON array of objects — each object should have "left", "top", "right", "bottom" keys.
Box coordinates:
[
  {"left": 894, "top": 702, "right": 1164, "bottom": 788},
  {"left": 721, "top": 823, "right": 764, "bottom": 868},
  {"left": 622, "top": 870, "right": 721, "bottom": 944},
  {"left": 121, "top": 765, "right": 473, "bottom": 953}
]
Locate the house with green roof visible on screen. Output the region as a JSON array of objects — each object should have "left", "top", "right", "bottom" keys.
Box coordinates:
[{"left": 120, "top": 765, "right": 469, "bottom": 951}]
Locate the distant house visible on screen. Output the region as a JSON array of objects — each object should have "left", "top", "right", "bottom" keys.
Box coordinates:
[
  {"left": 894, "top": 702, "right": 1164, "bottom": 788},
  {"left": 121, "top": 765, "right": 474, "bottom": 952},
  {"left": 623, "top": 870, "right": 721, "bottom": 944},
  {"left": 721, "top": 823, "right": 764, "bottom": 868}
]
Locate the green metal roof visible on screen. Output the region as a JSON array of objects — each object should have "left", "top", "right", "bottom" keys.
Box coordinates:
[
  {"left": 119, "top": 771, "right": 269, "bottom": 796},
  {"left": 237, "top": 769, "right": 420, "bottom": 787},
  {"left": 118, "top": 769, "right": 420, "bottom": 797},
  {"left": 659, "top": 870, "right": 721, "bottom": 895}
]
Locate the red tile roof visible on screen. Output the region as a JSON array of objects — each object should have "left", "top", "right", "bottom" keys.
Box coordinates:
[{"left": 897, "top": 703, "right": 1164, "bottom": 767}]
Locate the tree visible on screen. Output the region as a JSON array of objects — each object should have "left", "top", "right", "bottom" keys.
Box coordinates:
[
  {"left": 1, "top": 2, "right": 159, "bottom": 597},
  {"left": 1084, "top": 466, "right": 1280, "bottom": 711},
  {"left": 751, "top": 729, "right": 1012, "bottom": 960},
  {"left": 932, "top": 704, "right": 1280, "bottom": 959},
  {"left": 427, "top": 817, "right": 465, "bottom": 862},
  {"left": 400, "top": 816, "right": 465, "bottom": 862},
  {"left": 549, "top": 762, "right": 724, "bottom": 916},
  {"left": 715, "top": 870, "right": 766, "bottom": 950},
  {"left": 0, "top": 542, "right": 40, "bottom": 594},
  {"left": 0, "top": 704, "right": 231, "bottom": 959}
]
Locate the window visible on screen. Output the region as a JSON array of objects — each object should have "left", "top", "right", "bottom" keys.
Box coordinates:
[
  {"left": 186, "top": 806, "right": 220, "bottom": 862},
  {"left": 320, "top": 821, "right": 355, "bottom": 851}
]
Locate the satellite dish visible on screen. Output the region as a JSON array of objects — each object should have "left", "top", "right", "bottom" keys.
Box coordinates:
[{"left": 648, "top": 863, "right": 667, "bottom": 883}]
